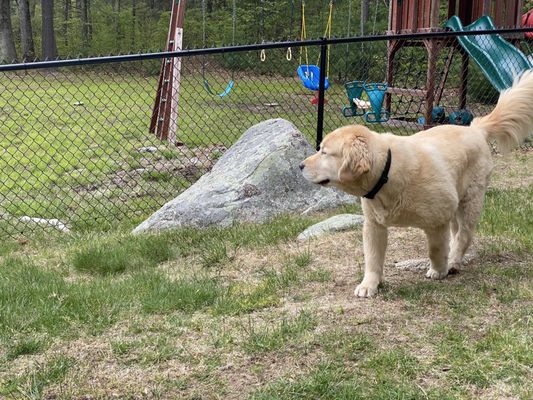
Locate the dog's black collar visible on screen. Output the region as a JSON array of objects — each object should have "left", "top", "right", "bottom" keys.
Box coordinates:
[{"left": 364, "top": 149, "right": 392, "bottom": 199}]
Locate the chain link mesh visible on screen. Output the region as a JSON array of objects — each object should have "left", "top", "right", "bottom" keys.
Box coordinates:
[{"left": 1, "top": 31, "right": 531, "bottom": 236}]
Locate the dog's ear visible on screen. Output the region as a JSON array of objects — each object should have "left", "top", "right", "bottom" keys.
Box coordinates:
[{"left": 338, "top": 135, "right": 371, "bottom": 182}]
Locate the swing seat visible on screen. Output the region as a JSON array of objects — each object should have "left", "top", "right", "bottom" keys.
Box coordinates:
[
  {"left": 204, "top": 79, "right": 234, "bottom": 98},
  {"left": 342, "top": 80, "right": 366, "bottom": 117},
  {"left": 364, "top": 83, "right": 390, "bottom": 123},
  {"left": 297, "top": 65, "right": 330, "bottom": 91},
  {"left": 342, "top": 81, "right": 390, "bottom": 123}
]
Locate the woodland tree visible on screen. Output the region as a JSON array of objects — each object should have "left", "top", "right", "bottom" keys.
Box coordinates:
[
  {"left": 42, "top": 0, "right": 58, "bottom": 59},
  {"left": 0, "top": 0, "right": 17, "bottom": 63}
]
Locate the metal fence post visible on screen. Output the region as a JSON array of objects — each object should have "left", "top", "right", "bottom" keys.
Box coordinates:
[{"left": 316, "top": 37, "right": 328, "bottom": 150}]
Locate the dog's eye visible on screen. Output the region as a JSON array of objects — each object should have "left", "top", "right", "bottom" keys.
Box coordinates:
[{"left": 321, "top": 150, "right": 327, "bottom": 155}]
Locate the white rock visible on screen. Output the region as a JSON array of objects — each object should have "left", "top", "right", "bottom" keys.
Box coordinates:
[
  {"left": 138, "top": 146, "right": 158, "bottom": 153},
  {"left": 298, "top": 214, "right": 364, "bottom": 241},
  {"left": 394, "top": 253, "right": 475, "bottom": 271},
  {"left": 19, "top": 216, "right": 71, "bottom": 233},
  {"left": 394, "top": 259, "right": 429, "bottom": 271}
]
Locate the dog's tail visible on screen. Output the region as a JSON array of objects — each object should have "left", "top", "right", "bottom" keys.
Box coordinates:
[{"left": 471, "top": 69, "right": 533, "bottom": 153}]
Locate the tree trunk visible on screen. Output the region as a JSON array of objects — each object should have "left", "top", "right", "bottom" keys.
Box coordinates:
[
  {"left": 19, "top": 0, "right": 36, "bottom": 61},
  {"left": 63, "top": 0, "right": 70, "bottom": 48},
  {"left": 361, "top": 0, "right": 370, "bottom": 28},
  {"left": 79, "top": 0, "right": 89, "bottom": 50},
  {"left": 114, "top": 0, "right": 121, "bottom": 43},
  {"left": 42, "top": 0, "right": 58, "bottom": 60},
  {"left": 131, "top": 0, "right": 136, "bottom": 49},
  {"left": 0, "top": 0, "right": 18, "bottom": 63},
  {"left": 87, "top": 0, "right": 92, "bottom": 40}
]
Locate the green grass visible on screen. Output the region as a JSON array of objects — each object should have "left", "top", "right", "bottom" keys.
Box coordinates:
[
  {"left": 242, "top": 310, "right": 318, "bottom": 353},
  {"left": 5, "top": 337, "right": 45, "bottom": 361},
  {"left": 213, "top": 253, "right": 315, "bottom": 316},
  {"left": 1, "top": 356, "right": 74, "bottom": 398},
  {"left": 0, "top": 257, "right": 135, "bottom": 338},
  {"left": 71, "top": 233, "right": 175, "bottom": 275},
  {"left": 431, "top": 312, "right": 532, "bottom": 390},
  {"left": 382, "top": 261, "right": 532, "bottom": 314},
  {"left": 0, "top": 216, "right": 316, "bottom": 347},
  {"left": 0, "top": 151, "right": 531, "bottom": 398},
  {"left": 251, "top": 313, "right": 532, "bottom": 400},
  {"left": 250, "top": 358, "right": 453, "bottom": 400},
  {"left": 477, "top": 187, "right": 533, "bottom": 253},
  {"left": 166, "top": 215, "right": 315, "bottom": 261},
  {"left": 139, "top": 274, "right": 221, "bottom": 314},
  {"left": 111, "top": 336, "right": 183, "bottom": 366}
]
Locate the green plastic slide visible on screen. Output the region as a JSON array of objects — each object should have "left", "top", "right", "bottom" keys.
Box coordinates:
[{"left": 445, "top": 15, "right": 532, "bottom": 92}]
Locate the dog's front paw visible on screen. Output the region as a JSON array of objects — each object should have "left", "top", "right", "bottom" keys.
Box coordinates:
[
  {"left": 354, "top": 282, "right": 378, "bottom": 298},
  {"left": 425, "top": 268, "right": 448, "bottom": 280}
]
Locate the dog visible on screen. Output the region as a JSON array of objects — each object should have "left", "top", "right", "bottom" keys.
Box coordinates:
[{"left": 300, "top": 70, "right": 533, "bottom": 297}]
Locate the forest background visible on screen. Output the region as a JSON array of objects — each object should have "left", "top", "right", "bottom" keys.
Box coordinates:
[{"left": 1, "top": 0, "right": 428, "bottom": 64}]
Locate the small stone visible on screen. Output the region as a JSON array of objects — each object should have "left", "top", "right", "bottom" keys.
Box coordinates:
[
  {"left": 394, "top": 259, "right": 429, "bottom": 271},
  {"left": 138, "top": 146, "right": 158, "bottom": 153},
  {"left": 298, "top": 214, "right": 364, "bottom": 240},
  {"left": 19, "top": 216, "right": 71, "bottom": 233},
  {"left": 394, "top": 253, "right": 476, "bottom": 272}
]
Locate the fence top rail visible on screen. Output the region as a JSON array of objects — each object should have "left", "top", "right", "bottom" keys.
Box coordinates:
[{"left": 1, "top": 27, "right": 533, "bottom": 72}]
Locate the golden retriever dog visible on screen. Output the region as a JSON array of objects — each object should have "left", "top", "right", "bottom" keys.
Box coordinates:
[{"left": 300, "top": 70, "right": 533, "bottom": 297}]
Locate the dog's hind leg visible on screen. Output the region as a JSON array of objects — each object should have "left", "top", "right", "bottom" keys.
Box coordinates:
[
  {"left": 449, "top": 185, "right": 486, "bottom": 271},
  {"left": 449, "top": 215, "right": 460, "bottom": 268},
  {"left": 450, "top": 215, "right": 460, "bottom": 242},
  {"left": 355, "top": 220, "right": 388, "bottom": 298},
  {"left": 425, "top": 224, "right": 451, "bottom": 280}
]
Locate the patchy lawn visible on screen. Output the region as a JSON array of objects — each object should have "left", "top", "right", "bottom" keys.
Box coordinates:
[{"left": 0, "top": 151, "right": 531, "bottom": 399}]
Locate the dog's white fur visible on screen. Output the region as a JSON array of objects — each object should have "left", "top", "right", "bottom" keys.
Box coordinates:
[{"left": 301, "top": 70, "right": 533, "bottom": 297}]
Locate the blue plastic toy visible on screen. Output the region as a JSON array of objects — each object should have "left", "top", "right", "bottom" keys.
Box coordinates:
[
  {"left": 449, "top": 109, "right": 474, "bottom": 125},
  {"left": 417, "top": 106, "right": 447, "bottom": 125},
  {"left": 297, "top": 65, "right": 330, "bottom": 91},
  {"left": 431, "top": 106, "right": 446, "bottom": 123}
]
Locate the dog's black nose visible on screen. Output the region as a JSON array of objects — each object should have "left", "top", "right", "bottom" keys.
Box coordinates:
[{"left": 299, "top": 162, "right": 305, "bottom": 170}]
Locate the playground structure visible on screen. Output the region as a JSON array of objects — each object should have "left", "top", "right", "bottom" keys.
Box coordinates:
[
  {"left": 150, "top": 0, "right": 533, "bottom": 142},
  {"left": 383, "top": 0, "right": 527, "bottom": 128},
  {"left": 149, "top": 0, "right": 187, "bottom": 143},
  {"left": 150, "top": 0, "right": 238, "bottom": 143}
]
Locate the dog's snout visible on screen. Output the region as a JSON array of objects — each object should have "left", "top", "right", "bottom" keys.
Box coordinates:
[{"left": 299, "top": 162, "right": 305, "bottom": 171}]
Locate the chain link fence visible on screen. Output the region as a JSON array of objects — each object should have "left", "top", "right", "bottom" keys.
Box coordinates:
[{"left": 1, "top": 30, "right": 532, "bottom": 237}]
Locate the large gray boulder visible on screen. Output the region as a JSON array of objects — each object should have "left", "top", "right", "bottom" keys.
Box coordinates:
[{"left": 133, "top": 119, "right": 356, "bottom": 233}]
